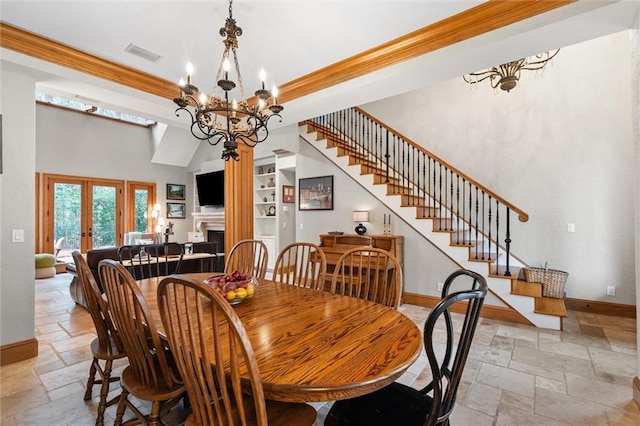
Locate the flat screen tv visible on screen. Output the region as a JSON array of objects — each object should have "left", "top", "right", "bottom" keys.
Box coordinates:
[{"left": 196, "top": 170, "right": 224, "bottom": 207}]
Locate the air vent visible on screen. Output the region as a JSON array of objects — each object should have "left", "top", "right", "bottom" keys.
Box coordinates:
[{"left": 125, "top": 43, "right": 162, "bottom": 63}]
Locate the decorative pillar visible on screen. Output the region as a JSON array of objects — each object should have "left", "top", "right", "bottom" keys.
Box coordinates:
[{"left": 224, "top": 143, "right": 254, "bottom": 255}]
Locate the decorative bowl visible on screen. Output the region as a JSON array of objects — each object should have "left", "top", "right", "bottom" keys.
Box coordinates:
[
  {"left": 204, "top": 271, "right": 258, "bottom": 305},
  {"left": 328, "top": 231, "right": 344, "bottom": 235}
]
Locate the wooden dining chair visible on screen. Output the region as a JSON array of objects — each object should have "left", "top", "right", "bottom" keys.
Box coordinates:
[
  {"left": 273, "top": 242, "right": 327, "bottom": 290},
  {"left": 98, "top": 259, "right": 185, "bottom": 426},
  {"left": 325, "top": 269, "right": 488, "bottom": 426},
  {"left": 157, "top": 275, "right": 317, "bottom": 426},
  {"left": 72, "top": 251, "right": 127, "bottom": 426},
  {"left": 224, "top": 239, "right": 268, "bottom": 279},
  {"left": 331, "top": 246, "right": 402, "bottom": 309}
]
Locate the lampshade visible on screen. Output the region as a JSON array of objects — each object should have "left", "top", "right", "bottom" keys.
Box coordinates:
[{"left": 353, "top": 211, "right": 369, "bottom": 223}]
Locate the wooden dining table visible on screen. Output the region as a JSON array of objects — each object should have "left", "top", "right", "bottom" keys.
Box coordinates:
[{"left": 137, "top": 272, "right": 423, "bottom": 403}]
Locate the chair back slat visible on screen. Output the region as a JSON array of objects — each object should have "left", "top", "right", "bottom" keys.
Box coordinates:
[
  {"left": 158, "top": 276, "right": 269, "bottom": 425},
  {"left": 331, "top": 246, "right": 402, "bottom": 309},
  {"left": 421, "top": 269, "right": 487, "bottom": 425},
  {"left": 225, "top": 239, "right": 268, "bottom": 279},
  {"left": 99, "top": 259, "right": 178, "bottom": 391},
  {"left": 273, "top": 242, "right": 327, "bottom": 290},
  {"left": 72, "top": 251, "right": 123, "bottom": 354}
]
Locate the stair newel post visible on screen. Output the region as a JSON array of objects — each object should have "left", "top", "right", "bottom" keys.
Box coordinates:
[
  {"left": 481, "top": 190, "right": 486, "bottom": 260},
  {"left": 504, "top": 209, "right": 512, "bottom": 276}
]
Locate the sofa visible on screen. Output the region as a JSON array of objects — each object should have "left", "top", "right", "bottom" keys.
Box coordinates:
[{"left": 68, "top": 243, "right": 224, "bottom": 308}]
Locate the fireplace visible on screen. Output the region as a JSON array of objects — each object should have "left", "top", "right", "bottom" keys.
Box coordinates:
[{"left": 208, "top": 231, "right": 225, "bottom": 253}]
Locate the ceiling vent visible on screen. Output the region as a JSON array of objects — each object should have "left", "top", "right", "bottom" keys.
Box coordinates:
[{"left": 125, "top": 43, "right": 162, "bottom": 63}]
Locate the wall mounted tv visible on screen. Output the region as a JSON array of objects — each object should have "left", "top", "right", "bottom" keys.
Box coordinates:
[{"left": 196, "top": 170, "right": 224, "bottom": 207}]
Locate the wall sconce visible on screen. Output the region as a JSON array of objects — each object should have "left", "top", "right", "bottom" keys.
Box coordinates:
[{"left": 353, "top": 211, "right": 369, "bottom": 235}]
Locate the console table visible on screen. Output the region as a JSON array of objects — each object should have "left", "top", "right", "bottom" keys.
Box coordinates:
[{"left": 317, "top": 234, "right": 404, "bottom": 287}]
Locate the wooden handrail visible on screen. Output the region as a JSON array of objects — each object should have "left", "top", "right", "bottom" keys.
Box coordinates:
[{"left": 353, "top": 107, "right": 529, "bottom": 223}]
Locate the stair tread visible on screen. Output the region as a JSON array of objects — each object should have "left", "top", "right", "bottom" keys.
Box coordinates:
[
  {"left": 535, "top": 297, "right": 568, "bottom": 317},
  {"left": 511, "top": 280, "right": 543, "bottom": 297}
]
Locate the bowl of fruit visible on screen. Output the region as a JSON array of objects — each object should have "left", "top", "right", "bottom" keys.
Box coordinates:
[{"left": 204, "top": 271, "right": 258, "bottom": 305}]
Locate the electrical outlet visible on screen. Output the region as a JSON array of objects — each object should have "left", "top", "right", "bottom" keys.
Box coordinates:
[
  {"left": 437, "top": 282, "right": 444, "bottom": 292},
  {"left": 606, "top": 285, "right": 615, "bottom": 296}
]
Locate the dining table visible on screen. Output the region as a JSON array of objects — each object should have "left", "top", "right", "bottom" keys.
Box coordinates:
[{"left": 137, "top": 272, "right": 423, "bottom": 403}]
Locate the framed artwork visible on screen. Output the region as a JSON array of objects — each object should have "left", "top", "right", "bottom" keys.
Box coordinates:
[
  {"left": 282, "top": 185, "right": 295, "bottom": 203},
  {"left": 167, "top": 183, "right": 186, "bottom": 200},
  {"left": 299, "top": 175, "right": 333, "bottom": 211},
  {"left": 167, "top": 202, "right": 186, "bottom": 219}
]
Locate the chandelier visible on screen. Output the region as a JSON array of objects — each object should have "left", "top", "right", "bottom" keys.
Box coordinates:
[
  {"left": 463, "top": 49, "right": 560, "bottom": 93},
  {"left": 173, "top": 0, "right": 283, "bottom": 161}
]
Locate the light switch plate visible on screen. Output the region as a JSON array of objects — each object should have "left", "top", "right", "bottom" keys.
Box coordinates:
[{"left": 12, "top": 229, "right": 25, "bottom": 243}]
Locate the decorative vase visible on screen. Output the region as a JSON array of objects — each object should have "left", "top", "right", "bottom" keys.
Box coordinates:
[{"left": 267, "top": 177, "right": 275, "bottom": 187}]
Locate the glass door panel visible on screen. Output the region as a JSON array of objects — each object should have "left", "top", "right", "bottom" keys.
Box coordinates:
[
  {"left": 91, "top": 184, "right": 117, "bottom": 248},
  {"left": 53, "top": 182, "right": 83, "bottom": 255}
]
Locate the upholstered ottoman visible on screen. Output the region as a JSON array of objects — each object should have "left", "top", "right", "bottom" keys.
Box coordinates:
[{"left": 35, "top": 253, "right": 56, "bottom": 279}]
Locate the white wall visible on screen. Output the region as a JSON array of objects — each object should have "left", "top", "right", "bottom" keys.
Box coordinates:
[
  {"left": 294, "top": 141, "right": 461, "bottom": 297},
  {"left": 361, "top": 30, "right": 636, "bottom": 304},
  {"left": 0, "top": 69, "right": 37, "bottom": 346},
  {"left": 36, "top": 105, "right": 192, "bottom": 242}
]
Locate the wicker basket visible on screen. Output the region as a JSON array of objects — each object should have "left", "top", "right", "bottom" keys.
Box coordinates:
[{"left": 524, "top": 264, "right": 569, "bottom": 299}]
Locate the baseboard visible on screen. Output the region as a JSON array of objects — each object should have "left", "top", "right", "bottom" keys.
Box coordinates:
[
  {"left": 565, "top": 298, "right": 636, "bottom": 318},
  {"left": 402, "top": 292, "right": 532, "bottom": 325},
  {"left": 633, "top": 377, "right": 640, "bottom": 409},
  {"left": 0, "top": 337, "right": 38, "bottom": 365}
]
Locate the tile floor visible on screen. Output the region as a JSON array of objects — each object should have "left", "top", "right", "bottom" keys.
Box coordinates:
[{"left": 1, "top": 273, "right": 639, "bottom": 425}]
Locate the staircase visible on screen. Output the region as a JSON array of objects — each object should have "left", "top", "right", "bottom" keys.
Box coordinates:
[{"left": 299, "top": 107, "right": 567, "bottom": 330}]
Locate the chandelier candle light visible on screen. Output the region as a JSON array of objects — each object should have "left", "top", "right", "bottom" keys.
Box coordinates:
[
  {"left": 173, "top": 0, "right": 283, "bottom": 161},
  {"left": 463, "top": 49, "right": 559, "bottom": 93}
]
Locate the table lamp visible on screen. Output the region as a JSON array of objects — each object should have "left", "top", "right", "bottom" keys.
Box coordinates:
[{"left": 353, "top": 211, "right": 369, "bottom": 235}]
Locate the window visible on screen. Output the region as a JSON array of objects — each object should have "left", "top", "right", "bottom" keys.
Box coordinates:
[
  {"left": 127, "top": 181, "right": 157, "bottom": 234},
  {"left": 35, "top": 92, "right": 155, "bottom": 126}
]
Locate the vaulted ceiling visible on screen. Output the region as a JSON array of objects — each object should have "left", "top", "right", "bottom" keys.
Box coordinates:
[{"left": 1, "top": 1, "right": 639, "bottom": 156}]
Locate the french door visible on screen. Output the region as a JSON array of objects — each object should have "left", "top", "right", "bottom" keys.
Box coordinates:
[{"left": 43, "top": 174, "right": 124, "bottom": 254}]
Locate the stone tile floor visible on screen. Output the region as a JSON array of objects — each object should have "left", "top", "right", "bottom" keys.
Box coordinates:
[{"left": 1, "top": 273, "right": 639, "bottom": 425}]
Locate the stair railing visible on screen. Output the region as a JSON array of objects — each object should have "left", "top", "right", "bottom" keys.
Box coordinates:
[{"left": 304, "top": 107, "right": 529, "bottom": 277}]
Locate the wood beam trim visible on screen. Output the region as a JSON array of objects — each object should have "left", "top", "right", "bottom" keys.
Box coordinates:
[
  {"left": 278, "top": 0, "right": 576, "bottom": 103},
  {"left": 1, "top": 1, "right": 575, "bottom": 105},
  {"left": 0, "top": 22, "right": 179, "bottom": 100}
]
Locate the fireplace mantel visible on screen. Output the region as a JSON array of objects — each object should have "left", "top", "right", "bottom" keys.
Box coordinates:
[{"left": 192, "top": 211, "right": 225, "bottom": 233}]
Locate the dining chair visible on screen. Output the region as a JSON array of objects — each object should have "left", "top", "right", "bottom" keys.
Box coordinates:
[
  {"left": 191, "top": 241, "right": 220, "bottom": 272},
  {"left": 224, "top": 239, "right": 268, "bottom": 279},
  {"left": 330, "top": 246, "right": 402, "bottom": 309},
  {"left": 146, "top": 242, "right": 185, "bottom": 276},
  {"left": 157, "top": 275, "right": 317, "bottom": 426},
  {"left": 72, "top": 251, "right": 127, "bottom": 426},
  {"left": 118, "top": 242, "right": 184, "bottom": 280},
  {"left": 98, "top": 259, "right": 185, "bottom": 426},
  {"left": 273, "top": 242, "right": 327, "bottom": 290},
  {"left": 324, "top": 269, "right": 488, "bottom": 426}
]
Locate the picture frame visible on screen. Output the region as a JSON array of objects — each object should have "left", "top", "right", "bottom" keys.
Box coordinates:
[
  {"left": 299, "top": 175, "right": 333, "bottom": 211},
  {"left": 282, "top": 185, "right": 295, "bottom": 203},
  {"left": 166, "top": 183, "right": 185, "bottom": 200},
  {"left": 166, "top": 202, "right": 186, "bottom": 219}
]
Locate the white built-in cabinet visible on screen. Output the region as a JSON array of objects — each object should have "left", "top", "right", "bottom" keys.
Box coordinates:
[
  {"left": 254, "top": 154, "right": 297, "bottom": 272},
  {"left": 254, "top": 158, "right": 278, "bottom": 271}
]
